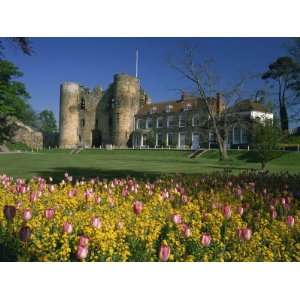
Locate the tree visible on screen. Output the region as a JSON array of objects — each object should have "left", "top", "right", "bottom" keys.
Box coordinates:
[
  {"left": 169, "top": 45, "right": 249, "bottom": 161},
  {"left": 0, "top": 60, "right": 34, "bottom": 143},
  {"left": 250, "top": 119, "right": 282, "bottom": 170},
  {"left": 36, "top": 110, "right": 57, "bottom": 134},
  {"left": 261, "top": 56, "right": 300, "bottom": 131},
  {"left": 0, "top": 38, "right": 32, "bottom": 57}
]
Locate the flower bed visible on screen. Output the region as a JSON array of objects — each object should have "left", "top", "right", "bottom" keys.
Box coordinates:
[{"left": 0, "top": 172, "right": 299, "bottom": 261}]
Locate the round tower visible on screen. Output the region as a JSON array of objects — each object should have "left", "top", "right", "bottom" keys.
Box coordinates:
[
  {"left": 112, "top": 74, "right": 140, "bottom": 147},
  {"left": 59, "top": 82, "right": 80, "bottom": 148}
]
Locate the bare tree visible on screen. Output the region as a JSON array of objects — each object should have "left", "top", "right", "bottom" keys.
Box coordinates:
[{"left": 168, "top": 44, "right": 250, "bottom": 161}]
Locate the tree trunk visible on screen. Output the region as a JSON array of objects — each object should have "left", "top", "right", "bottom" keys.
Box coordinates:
[
  {"left": 261, "top": 160, "right": 266, "bottom": 171},
  {"left": 279, "top": 104, "right": 289, "bottom": 131},
  {"left": 215, "top": 131, "right": 228, "bottom": 161}
]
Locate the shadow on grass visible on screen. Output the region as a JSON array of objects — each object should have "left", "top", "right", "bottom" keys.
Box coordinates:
[{"left": 236, "top": 150, "right": 286, "bottom": 163}]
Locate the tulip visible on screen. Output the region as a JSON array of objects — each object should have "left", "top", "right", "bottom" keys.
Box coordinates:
[
  {"left": 287, "top": 216, "right": 295, "bottom": 227},
  {"left": 29, "top": 192, "right": 37, "bottom": 202},
  {"left": 63, "top": 222, "right": 73, "bottom": 234},
  {"left": 181, "top": 224, "right": 191, "bottom": 238},
  {"left": 48, "top": 185, "right": 55, "bottom": 193},
  {"left": 133, "top": 201, "right": 143, "bottom": 215},
  {"left": 242, "top": 228, "right": 252, "bottom": 241},
  {"left": 223, "top": 205, "right": 232, "bottom": 219},
  {"left": 172, "top": 214, "right": 182, "bottom": 224},
  {"left": 95, "top": 196, "right": 102, "bottom": 204},
  {"left": 19, "top": 226, "right": 31, "bottom": 242},
  {"left": 271, "top": 209, "right": 277, "bottom": 219},
  {"left": 181, "top": 195, "right": 188, "bottom": 204},
  {"left": 237, "top": 206, "right": 244, "bottom": 216},
  {"left": 201, "top": 233, "right": 211, "bottom": 247},
  {"left": 23, "top": 208, "right": 32, "bottom": 221},
  {"left": 79, "top": 236, "right": 89, "bottom": 247},
  {"left": 236, "top": 229, "right": 243, "bottom": 240},
  {"left": 77, "top": 245, "right": 88, "bottom": 260},
  {"left": 159, "top": 244, "right": 170, "bottom": 262},
  {"left": 15, "top": 200, "right": 22, "bottom": 209},
  {"left": 3, "top": 205, "right": 16, "bottom": 221},
  {"left": 44, "top": 208, "right": 55, "bottom": 220},
  {"left": 91, "top": 217, "right": 101, "bottom": 229}
]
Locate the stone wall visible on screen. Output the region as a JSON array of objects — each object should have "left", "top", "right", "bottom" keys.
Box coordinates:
[{"left": 11, "top": 119, "right": 43, "bottom": 149}]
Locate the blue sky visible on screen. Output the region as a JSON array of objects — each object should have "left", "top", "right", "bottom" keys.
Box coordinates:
[{"left": 4, "top": 37, "right": 290, "bottom": 121}]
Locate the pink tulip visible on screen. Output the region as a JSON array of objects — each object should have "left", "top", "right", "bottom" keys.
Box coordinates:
[
  {"left": 181, "top": 224, "right": 191, "bottom": 238},
  {"left": 95, "top": 196, "right": 102, "bottom": 204},
  {"left": 63, "top": 222, "right": 73, "bottom": 234},
  {"left": 67, "top": 190, "right": 74, "bottom": 198},
  {"left": 133, "top": 201, "right": 143, "bottom": 215},
  {"left": 237, "top": 229, "right": 243, "bottom": 240},
  {"left": 48, "top": 185, "right": 55, "bottom": 193},
  {"left": 181, "top": 195, "right": 188, "bottom": 203},
  {"left": 172, "top": 214, "right": 182, "bottom": 224},
  {"left": 271, "top": 210, "right": 277, "bottom": 219},
  {"left": 77, "top": 245, "right": 88, "bottom": 260},
  {"left": 23, "top": 208, "right": 32, "bottom": 221},
  {"left": 29, "top": 192, "right": 38, "bottom": 202},
  {"left": 15, "top": 200, "right": 22, "bottom": 209},
  {"left": 159, "top": 244, "right": 170, "bottom": 262},
  {"left": 237, "top": 206, "right": 244, "bottom": 216},
  {"left": 201, "top": 233, "right": 211, "bottom": 247},
  {"left": 287, "top": 216, "right": 295, "bottom": 227},
  {"left": 91, "top": 217, "right": 102, "bottom": 229},
  {"left": 79, "top": 236, "right": 89, "bottom": 247},
  {"left": 44, "top": 208, "right": 55, "bottom": 220},
  {"left": 242, "top": 228, "right": 252, "bottom": 241},
  {"left": 223, "top": 205, "right": 232, "bottom": 219}
]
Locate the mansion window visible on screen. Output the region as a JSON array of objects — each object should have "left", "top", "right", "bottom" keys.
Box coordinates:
[
  {"left": 156, "top": 132, "right": 163, "bottom": 146},
  {"left": 209, "top": 131, "right": 217, "bottom": 143},
  {"left": 167, "top": 132, "right": 176, "bottom": 146},
  {"left": 136, "top": 119, "right": 144, "bottom": 129},
  {"left": 146, "top": 118, "right": 153, "bottom": 129},
  {"left": 157, "top": 117, "right": 163, "bottom": 128},
  {"left": 192, "top": 114, "right": 200, "bottom": 127},
  {"left": 165, "top": 105, "right": 173, "bottom": 113},
  {"left": 183, "top": 103, "right": 192, "bottom": 111},
  {"left": 167, "top": 116, "right": 176, "bottom": 128},
  {"left": 151, "top": 106, "right": 157, "bottom": 114},
  {"left": 179, "top": 114, "right": 186, "bottom": 128}
]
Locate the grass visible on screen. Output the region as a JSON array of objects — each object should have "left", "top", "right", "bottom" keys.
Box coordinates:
[{"left": 0, "top": 149, "right": 300, "bottom": 181}]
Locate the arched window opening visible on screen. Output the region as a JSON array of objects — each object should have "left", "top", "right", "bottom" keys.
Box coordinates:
[{"left": 80, "top": 98, "right": 85, "bottom": 110}]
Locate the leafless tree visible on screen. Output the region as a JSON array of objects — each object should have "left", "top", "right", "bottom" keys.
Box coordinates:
[{"left": 168, "top": 44, "right": 252, "bottom": 161}]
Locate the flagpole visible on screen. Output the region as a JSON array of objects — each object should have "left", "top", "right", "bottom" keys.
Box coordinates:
[{"left": 135, "top": 49, "right": 138, "bottom": 78}]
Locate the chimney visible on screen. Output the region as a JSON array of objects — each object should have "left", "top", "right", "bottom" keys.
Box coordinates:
[{"left": 181, "top": 91, "right": 188, "bottom": 101}]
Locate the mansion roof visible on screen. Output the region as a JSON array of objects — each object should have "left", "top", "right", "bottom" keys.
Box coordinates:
[
  {"left": 136, "top": 96, "right": 219, "bottom": 116},
  {"left": 136, "top": 96, "right": 270, "bottom": 117}
]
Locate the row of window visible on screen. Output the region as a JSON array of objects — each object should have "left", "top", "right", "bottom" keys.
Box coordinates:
[{"left": 136, "top": 114, "right": 202, "bottom": 129}]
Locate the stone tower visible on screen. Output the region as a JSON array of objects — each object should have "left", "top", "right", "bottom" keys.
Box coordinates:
[
  {"left": 59, "top": 82, "right": 80, "bottom": 148},
  {"left": 112, "top": 74, "right": 140, "bottom": 147}
]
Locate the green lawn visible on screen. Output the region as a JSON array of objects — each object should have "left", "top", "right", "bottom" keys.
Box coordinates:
[{"left": 0, "top": 149, "right": 300, "bottom": 181}]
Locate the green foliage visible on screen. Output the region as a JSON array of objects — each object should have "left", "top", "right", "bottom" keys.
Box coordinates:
[
  {"left": 5, "top": 142, "right": 31, "bottom": 152},
  {"left": 262, "top": 56, "right": 300, "bottom": 131},
  {"left": 0, "top": 60, "right": 35, "bottom": 143},
  {"left": 250, "top": 119, "right": 282, "bottom": 170},
  {"left": 36, "top": 110, "right": 57, "bottom": 134},
  {"left": 146, "top": 130, "right": 156, "bottom": 147}
]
